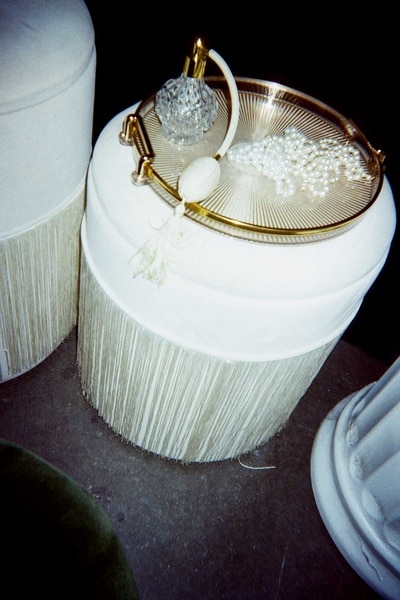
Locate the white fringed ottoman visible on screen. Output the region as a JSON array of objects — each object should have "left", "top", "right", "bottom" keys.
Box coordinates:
[
  {"left": 77, "top": 77, "right": 396, "bottom": 463},
  {"left": 0, "top": 0, "right": 96, "bottom": 381}
]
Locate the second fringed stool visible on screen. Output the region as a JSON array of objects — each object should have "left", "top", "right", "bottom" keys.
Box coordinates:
[{"left": 0, "top": 0, "right": 96, "bottom": 381}]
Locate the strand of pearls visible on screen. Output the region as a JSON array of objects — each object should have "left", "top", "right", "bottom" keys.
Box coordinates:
[{"left": 227, "top": 127, "right": 372, "bottom": 198}]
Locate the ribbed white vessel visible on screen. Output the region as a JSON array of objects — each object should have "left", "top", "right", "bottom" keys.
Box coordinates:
[
  {"left": 311, "top": 357, "right": 400, "bottom": 598},
  {"left": 0, "top": 0, "right": 96, "bottom": 381}
]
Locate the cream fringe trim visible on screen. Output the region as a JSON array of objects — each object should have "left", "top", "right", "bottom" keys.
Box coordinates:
[
  {"left": 78, "top": 252, "right": 339, "bottom": 463},
  {"left": 0, "top": 187, "right": 85, "bottom": 381}
]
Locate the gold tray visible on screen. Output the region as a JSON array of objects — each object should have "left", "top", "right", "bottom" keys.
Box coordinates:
[{"left": 120, "top": 77, "right": 384, "bottom": 244}]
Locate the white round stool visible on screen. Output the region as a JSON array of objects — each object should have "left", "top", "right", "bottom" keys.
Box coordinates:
[
  {"left": 311, "top": 357, "right": 400, "bottom": 599},
  {"left": 0, "top": 0, "right": 96, "bottom": 381},
  {"left": 77, "top": 78, "right": 396, "bottom": 463}
]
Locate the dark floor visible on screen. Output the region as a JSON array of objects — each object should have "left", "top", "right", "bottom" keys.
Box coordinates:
[{"left": 0, "top": 327, "right": 388, "bottom": 599}]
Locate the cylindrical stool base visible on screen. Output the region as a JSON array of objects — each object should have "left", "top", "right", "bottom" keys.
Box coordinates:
[
  {"left": 0, "top": 186, "right": 85, "bottom": 382},
  {"left": 78, "top": 247, "right": 338, "bottom": 463}
]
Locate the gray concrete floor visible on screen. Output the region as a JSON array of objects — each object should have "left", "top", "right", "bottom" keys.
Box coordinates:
[{"left": 0, "top": 327, "right": 385, "bottom": 599}]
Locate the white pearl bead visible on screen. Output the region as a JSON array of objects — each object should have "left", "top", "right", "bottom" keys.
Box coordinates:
[{"left": 227, "top": 127, "right": 371, "bottom": 198}]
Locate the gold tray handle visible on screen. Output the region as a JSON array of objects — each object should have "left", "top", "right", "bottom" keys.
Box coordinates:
[
  {"left": 119, "top": 112, "right": 181, "bottom": 199},
  {"left": 119, "top": 113, "right": 156, "bottom": 186},
  {"left": 345, "top": 118, "right": 386, "bottom": 175}
]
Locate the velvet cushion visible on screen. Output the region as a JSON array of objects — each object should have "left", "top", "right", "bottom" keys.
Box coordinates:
[{"left": 0, "top": 439, "right": 139, "bottom": 599}]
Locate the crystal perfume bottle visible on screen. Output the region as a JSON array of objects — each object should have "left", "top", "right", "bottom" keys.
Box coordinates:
[{"left": 155, "top": 38, "right": 218, "bottom": 146}]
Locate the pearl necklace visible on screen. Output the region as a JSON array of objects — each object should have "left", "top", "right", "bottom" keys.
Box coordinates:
[{"left": 227, "top": 127, "right": 372, "bottom": 198}]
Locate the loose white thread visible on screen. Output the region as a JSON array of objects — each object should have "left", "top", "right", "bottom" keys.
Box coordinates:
[{"left": 238, "top": 456, "right": 276, "bottom": 470}]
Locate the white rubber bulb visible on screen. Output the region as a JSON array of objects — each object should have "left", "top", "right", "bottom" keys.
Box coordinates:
[{"left": 178, "top": 156, "right": 221, "bottom": 202}]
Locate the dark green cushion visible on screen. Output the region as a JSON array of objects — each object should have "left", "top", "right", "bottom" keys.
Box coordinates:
[{"left": 0, "top": 438, "right": 139, "bottom": 599}]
